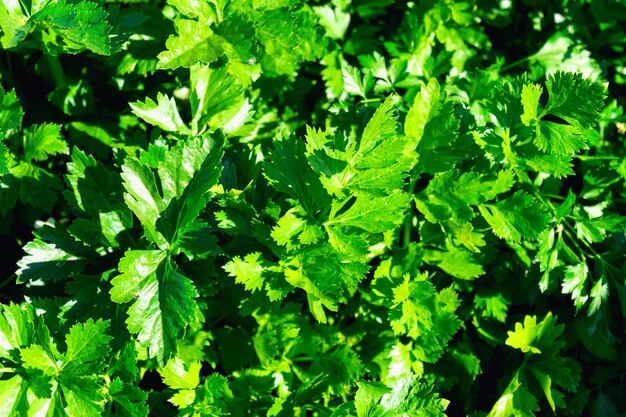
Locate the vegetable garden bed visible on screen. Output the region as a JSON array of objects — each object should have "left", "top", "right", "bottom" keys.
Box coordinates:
[{"left": 0, "top": 1, "right": 625, "bottom": 416}]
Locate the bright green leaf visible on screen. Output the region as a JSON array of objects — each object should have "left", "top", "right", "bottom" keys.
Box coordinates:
[
  {"left": 129, "top": 93, "right": 190, "bottom": 134},
  {"left": 110, "top": 250, "right": 199, "bottom": 364}
]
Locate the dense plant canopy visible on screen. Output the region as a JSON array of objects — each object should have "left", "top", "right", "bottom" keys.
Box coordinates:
[{"left": 0, "top": 0, "right": 625, "bottom": 416}]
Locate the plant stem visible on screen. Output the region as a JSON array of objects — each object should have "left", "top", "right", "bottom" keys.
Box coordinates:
[
  {"left": 402, "top": 168, "right": 421, "bottom": 248},
  {"left": 360, "top": 97, "right": 382, "bottom": 104},
  {"left": 47, "top": 55, "right": 67, "bottom": 89},
  {"left": 574, "top": 155, "right": 622, "bottom": 161},
  {"left": 500, "top": 56, "right": 531, "bottom": 72},
  {"left": 0, "top": 274, "right": 15, "bottom": 289}
]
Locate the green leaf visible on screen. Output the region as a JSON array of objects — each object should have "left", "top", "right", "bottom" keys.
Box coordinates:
[
  {"left": 284, "top": 245, "right": 368, "bottom": 306},
  {"left": 520, "top": 83, "right": 543, "bottom": 126},
  {"left": 0, "top": 377, "right": 25, "bottom": 417},
  {"left": 0, "top": 303, "right": 114, "bottom": 417},
  {"left": 61, "top": 377, "right": 106, "bottom": 417},
  {"left": 533, "top": 121, "right": 587, "bottom": 156},
  {"left": 166, "top": 0, "right": 216, "bottom": 19},
  {"left": 57, "top": 321, "right": 112, "bottom": 416},
  {"left": 354, "top": 375, "right": 449, "bottom": 417},
  {"left": 543, "top": 71, "right": 606, "bottom": 131},
  {"left": 575, "top": 216, "right": 626, "bottom": 244},
  {"left": 254, "top": 8, "right": 326, "bottom": 77},
  {"left": 360, "top": 96, "right": 397, "bottom": 155},
  {"left": 22, "top": 123, "right": 67, "bottom": 162},
  {"left": 326, "top": 227, "right": 369, "bottom": 261},
  {"left": 16, "top": 225, "right": 94, "bottom": 284},
  {"left": 575, "top": 313, "right": 617, "bottom": 360},
  {"left": 66, "top": 148, "right": 124, "bottom": 214},
  {"left": 159, "top": 357, "right": 201, "bottom": 390},
  {"left": 224, "top": 251, "right": 291, "bottom": 301},
  {"left": 555, "top": 191, "right": 576, "bottom": 220},
  {"left": 265, "top": 134, "right": 331, "bottom": 218},
  {"left": 271, "top": 208, "right": 323, "bottom": 249},
  {"left": 405, "top": 78, "right": 443, "bottom": 146},
  {"left": 65, "top": 148, "right": 132, "bottom": 247},
  {"left": 525, "top": 154, "right": 574, "bottom": 178},
  {"left": 176, "top": 221, "right": 222, "bottom": 258},
  {"left": 180, "top": 374, "right": 234, "bottom": 416},
  {"left": 129, "top": 92, "right": 190, "bottom": 134},
  {"left": 305, "top": 107, "right": 412, "bottom": 199},
  {"left": 348, "top": 136, "right": 412, "bottom": 196},
  {"left": 325, "top": 191, "right": 409, "bottom": 233},
  {"left": 120, "top": 157, "right": 166, "bottom": 246},
  {"left": 387, "top": 273, "right": 460, "bottom": 360},
  {"left": 63, "top": 318, "right": 112, "bottom": 367},
  {"left": 107, "top": 378, "right": 149, "bottom": 417},
  {"left": 587, "top": 276, "right": 609, "bottom": 317},
  {"left": 531, "top": 34, "right": 601, "bottom": 80},
  {"left": 1, "top": 5, "right": 623, "bottom": 417},
  {"left": 488, "top": 374, "right": 539, "bottom": 417},
  {"left": 342, "top": 64, "right": 374, "bottom": 98},
  {"left": 494, "top": 312, "right": 581, "bottom": 416},
  {"left": 314, "top": 5, "right": 350, "bottom": 40},
  {"left": 423, "top": 243, "right": 485, "bottom": 280},
  {"left": 505, "top": 314, "right": 543, "bottom": 354},
  {"left": 390, "top": 273, "right": 436, "bottom": 337},
  {"left": 0, "top": 0, "right": 113, "bottom": 54},
  {"left": 509, "top": 73, "right": 606, "bottom": 181},
  {"left": 354, "top": 381, "right": 390, "bottom": 417},
  {"left": 561, "top": 263, "right": 590, "bottom": 311},
  {"left": 156, "top": 136, "right": 224, "bottom": 243},
  {"left": 20, "top": 344, "right": 57, "bottom": 375},
  {"left": 478, "top": 192, "right": 550, "bottom": 242},
  {"left": 110, "top": 250, "right": 200, "bottom": 364},
  {"left": 532, "top": 368, "right": 558, "bottom": 411},
  {"left": 158, "top": 8, "right": 259, "bottom": 84},
  {"left": 409, "top": 80, "right": 462, "bottom": 174},
  {"left": 158, "top": 4, "right": 324, "bottom": 80},
  {"left": 488, "top": 76, "right": 528, "bottom": 134},
  {"left": 235, "top": 0, "right": 301, "bottom": 11},
  {"left": 0, "top": 303, "right": 48, "bottom": 357},
  {"left": 506, "top": 312, "right": 569, "bottom": 355},
  {"left": 0, "top": 85, "right": 23, "bottom": 137},
  {"left": 447, "top": 221, "right": 486, "bottom": 253},
  {"left": 0, "top": 0, "right": 45, "bottom": 48},
  {"left": 415, "top": 169, "right": 514, "bottom": 224},
  {"left": 223, "top": 252, "right": 267, "bottom": 293},
  {"left": 107, "top": 342, "right": 141, "bottom": 383},
  {"left": 0, "top": 144, "right": 10, "bottom": 176},
  {"left": 33, "top": 1, "right": 112, "bottom": 55},
  {"left": 474, "top": 291, "right": 509, "bottom": 322},
  {"left": 157, "top": 16, "right": 226, "bottom": 70},
  {"left": 0, "top": 143, "right": 11, "bottom": 177},
  {"left": 189, "top": 64, "right": 245, "bottom": 132},
  {"left": 10, "top": 161, "right": 63, "bottom": 211}
]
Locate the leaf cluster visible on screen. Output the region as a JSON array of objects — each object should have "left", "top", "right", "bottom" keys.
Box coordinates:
[{"left": 1, "top": 0, "right": 625, "bottom": 416}]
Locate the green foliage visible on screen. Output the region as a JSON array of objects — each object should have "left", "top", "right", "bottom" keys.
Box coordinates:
[
  {"left": 159, "top": 357, "right": 234, "bottom": 415},
  {"left": 489, "top": 313, "right": 581, "bottom": 416},
  {"left": 332, "top": 374, "right": 449, "bottom": 416},
  {"left": 0, "top": 85, "right": 68, "bottom": 212},
  {"left": 0, "top": 0, "right": 113, "bottom": 54},
  {"left": 158, "top": 0, "right": 326, "bottom": 81},
  {"left": 1, "top": 0, "right": 625, "bottom": 416},
  {"left": 0, "top": 303, "right": 147, "bottom": 416},
  {"left": 110, "top": 136, "right": 223, "bottom": 364}
]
